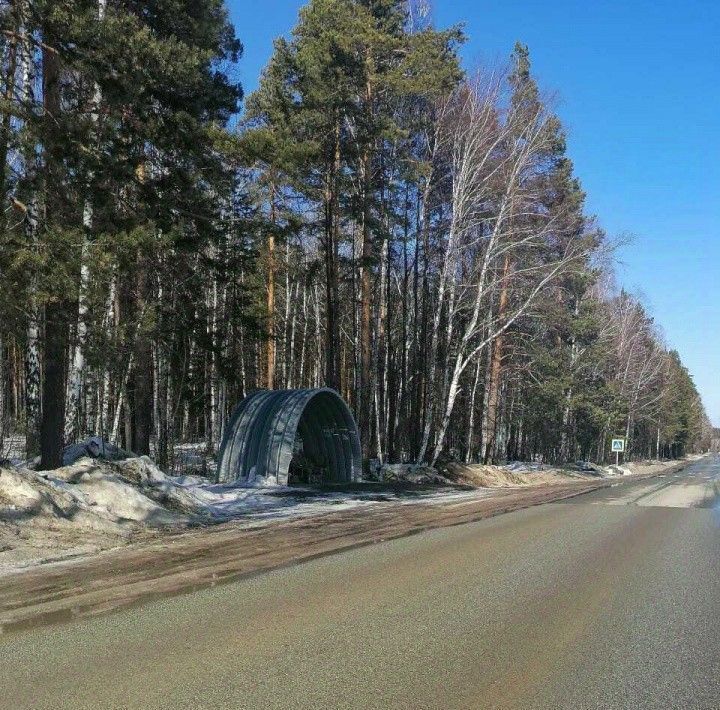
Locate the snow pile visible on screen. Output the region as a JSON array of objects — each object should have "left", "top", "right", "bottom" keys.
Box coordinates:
[
  {"left": 603, "top": 464, "right": 633, "bottom": 477},
  {"left": 0, "top": 457, "right": 198, "bottom": 572},
  {"left": 445, "top": 460, "right": 613, "bottom": 487},
  {"left": 0, "top": 465, "right": 129, "bottom": 540},
  {"left": 56, "top": 456, "right": 216, "bottom": 521},
  {"left": 50, "top": 458, "right": 185, "bottom": 525},
  {"left": 367, "top": 463, "right": 451, "bottom": 485},
  {"left": 2, "top": 459, "right": 185, "bottom": 530},
  {"left": 504, "top": 461, "right": 549, "bottom": 473},
  {"left": 445, "top": 463, "right": 531, "bottom": 488},
  {"left": 502, "top": 460, "right": 606, "bottom": 475}
]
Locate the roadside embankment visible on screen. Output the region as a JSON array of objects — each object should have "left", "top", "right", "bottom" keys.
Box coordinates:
[
  {"left": 444, "top": 458, "right": 696, "bottom": 488},
  {"left": 0, "top": 455, "right": 694, "bottom": 633}
]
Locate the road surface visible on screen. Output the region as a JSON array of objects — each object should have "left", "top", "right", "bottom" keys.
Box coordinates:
[{"left": 1, "top": 456, "right": 719, "bottom": 709}]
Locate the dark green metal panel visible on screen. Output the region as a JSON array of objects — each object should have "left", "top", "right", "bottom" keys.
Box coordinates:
[{"left": 216, "top": 388, "right": 362, "bottom": 485}]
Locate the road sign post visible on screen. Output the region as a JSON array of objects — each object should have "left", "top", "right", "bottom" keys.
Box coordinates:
[{"left": 611, "top": 437, "right": 626, "bottom": 466}]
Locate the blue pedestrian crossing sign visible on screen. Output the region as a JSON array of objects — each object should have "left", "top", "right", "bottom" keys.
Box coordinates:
[{"left": 611, "top": 438, "right": 625, "bottom": 453}]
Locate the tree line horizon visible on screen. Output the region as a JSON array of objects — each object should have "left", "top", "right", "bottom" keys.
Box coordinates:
[{"left": 0, "top": 0, "right": 712, "bottom": 472}]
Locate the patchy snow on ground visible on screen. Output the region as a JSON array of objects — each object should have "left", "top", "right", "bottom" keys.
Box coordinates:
[
  {"left": 367, "top": 462, "right": 453, "bottom": 485},
  {"left": 0, "top": 452, "right": 492, "bottom": 573},
  {"left": 1, "top": 438, "right": 694, "bottom": 574},
  {"left": 504, "top": 461, "right": 551, "bottom": 473},
  {"left": 157, "top": 470, "right": 486, "bottom": 522}
]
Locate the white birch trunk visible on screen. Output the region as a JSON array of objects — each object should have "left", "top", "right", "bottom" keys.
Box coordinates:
[
  {"left": 298, "top": 282, "right": 308, "bottom": 387},
  {"left": 64, "top": 237, "right": 90, "bottom": 441},
  {"left": 313, "top": 280, "right": 322, "bottom": 388},
  {"left": 281, "top": 238, "right": 291, "bottom": 387},
  {"left": 65, "top": 0, "right": 107, "bottom": 441},
  {"left": 18, "top": 14, "right": 41, "bottom": 456},
  {"left": 465, "top": 355, "right": 483, "bottom": 463},
  {"left": 209, "top": 272, "right": 219, "bottom": 452},
  {"left": 98, "top": 275, "right": 116, "bottom": 437},
  {"left": 287, "top": 280, "right": 299, "bottom": 389}
]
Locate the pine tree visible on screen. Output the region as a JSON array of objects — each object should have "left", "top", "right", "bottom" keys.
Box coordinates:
[
  {"left": 1, "top": 0, "right": 242, "bottom": 465},
  {"left": 245, "top": 0, "right": 461, "bottom": 454}
]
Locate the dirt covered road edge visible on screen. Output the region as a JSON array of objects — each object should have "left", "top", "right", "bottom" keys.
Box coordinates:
[{"left": 0, "top": 459, "right": 691, "bottom": 635}]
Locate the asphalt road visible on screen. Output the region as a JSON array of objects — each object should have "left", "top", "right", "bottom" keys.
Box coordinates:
[{"left": 1, "top": 457, "right": 719, "bottom": 709}]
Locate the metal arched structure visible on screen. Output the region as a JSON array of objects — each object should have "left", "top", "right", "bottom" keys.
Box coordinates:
[{"left": 216, "top": 388, "right": 362, "bottom": 485}]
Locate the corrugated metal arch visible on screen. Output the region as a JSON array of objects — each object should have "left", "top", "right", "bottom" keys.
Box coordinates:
[{"left": 216, "top": 388, "right": 362, "bottom": 485}]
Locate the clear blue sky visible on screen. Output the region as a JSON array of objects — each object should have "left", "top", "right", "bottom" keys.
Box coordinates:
[{"left": 229, "top": 0, "right": 720, "bottom": 423}]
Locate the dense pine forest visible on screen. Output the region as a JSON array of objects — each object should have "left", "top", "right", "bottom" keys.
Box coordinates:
[{"left": 0, "top": 0, "right": 712, "bottom": 471}]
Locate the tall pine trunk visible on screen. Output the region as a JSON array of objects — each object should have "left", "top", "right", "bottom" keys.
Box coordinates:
[
  {"left": 38, "top": 41, "right": 68, "bottom": 469},
  {"left": 359, "top": 151, "right": 372, "bottom": 457},
  {"left": 16, "top": 13, "right": 41, "bottom": 457},
  {"left": 323, "top": 118, "right": 341, "bottom": 390},
  {"left": 132, "top": 263, "right": 153, "bottom": 455},
  {"left": 266, "top": 184, "right": 276, "bottom": 389},
  {"left": 0, "top": 7, "right": 18, "bottom": 449}
]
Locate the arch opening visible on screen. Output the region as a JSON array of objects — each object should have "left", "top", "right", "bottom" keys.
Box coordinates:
[{"left": 217, "top": 388, "right": 362, "bottom": 486}]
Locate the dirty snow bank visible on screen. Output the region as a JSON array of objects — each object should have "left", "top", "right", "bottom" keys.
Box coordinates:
[
  {"left": 0, "top": 464, "right": 133, "bottom": 572},
  {"left": 443, "top": 462, "right": 571, "bottom": 488},
  {"left": 610, "top": 458, "right": 698, "bottom": 477},
  {"left": 444, "top": 458, "right": 687, "bottom": 488},
  {"left": 0, "top": 465, "right": 128, "bottom": 534},
  {"left": 2, "top": 449, "right": 693, "bottom": 574},
  {"left": 1, "top": 455, "right": 489, "bottom": 573},
  {"left": 0, "top": 456, "right": 193, "bottom": 573},
  {"left": 367, "top": 462, "right": 453, "bottom": 485}
]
